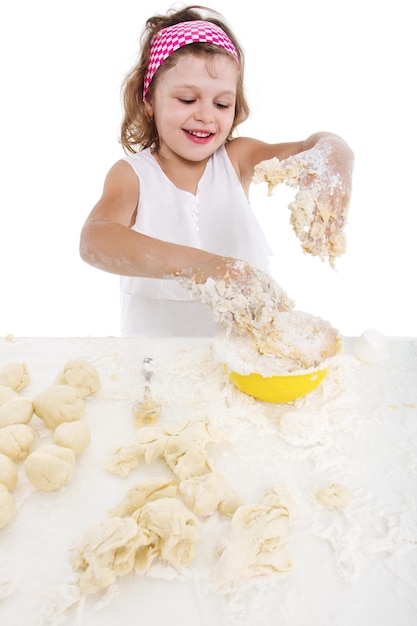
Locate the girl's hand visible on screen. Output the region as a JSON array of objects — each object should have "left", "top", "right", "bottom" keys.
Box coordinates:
[
  {"left": 176, "top": 258, "right": 294, "bottom": 338},
  {"left": 253, "top": 135, "right": 354, "bottom": 267}
]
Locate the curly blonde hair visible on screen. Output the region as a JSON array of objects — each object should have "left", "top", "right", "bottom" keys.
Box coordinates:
[{"left": 120, "top": 5, "right": 250, "bottom": 153}]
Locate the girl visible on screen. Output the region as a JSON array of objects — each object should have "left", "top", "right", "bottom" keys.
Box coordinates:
[{"left": 79, "top": 4, "right": 353, "bottom": 337}]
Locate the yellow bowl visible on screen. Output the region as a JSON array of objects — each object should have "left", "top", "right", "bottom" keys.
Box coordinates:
[{"left": 228, "top": 366, "right": 329, "bottom": 403}]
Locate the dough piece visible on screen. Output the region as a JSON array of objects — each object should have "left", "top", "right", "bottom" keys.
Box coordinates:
[
  {"left": 132, "top": 498, "right": 199, "bottom": 574},
  {"left": 104, "top": 442, "right": 143, "bottom": 477},
  {"left": 0, "top": 362, "right": 30, "bottom": 391},
  {"left": 71, "top": 497, "right": 199, "bottom": 594},
  {"left": 144, "top": 419, "right": 219, "bottom": 479},
  {"left": 215, "top": 483, "right": 296, "bottom": 587},
  {"left": 33, "top": 385, "right": 84, "bottom": 429},
  {"left": 179, "top": 472, "right": 242, "bottom": 517},
  {"left": 54, "top": 359, "right": 100, "bottom": 398},
  {"left": 164, "top": 439, "right": 212, "bottom": 481},
  {"left": 106, "top": 419, "right": 223, "bottom": 479},
  {"left": 0, "top": 424, "right": 35, "bottom": 461},
  {"left": 313, "top": 482, "right": 352, "bottom": 509},
  {"left": 0, "top": 484, "right": 15, "bottom": 530},
  {"left": 354, "top": 329, "right": 391, "bottom": 364},
  {"left": 0, "top": 396, "right": 33, "bottom": 427},
  {"left": 0, "top": 453, "right": 18, "bottom": 491},
  {"left": 109, "top": 477, "right": 178, "bottom": 518},
  {"left": 53, "top": 421, "right": 91, "bottom": 455},
  {"left": 24, "top": 444, "right": 76, "bottom": 491},
  {"left": 70, "top": 516, "right": 140, "bottom": 594},
  {"left": 0, "top": 385, "right": 16, "bottom": 406}
]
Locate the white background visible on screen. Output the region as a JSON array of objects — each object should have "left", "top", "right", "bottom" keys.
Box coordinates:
[{"left": 1, "top": 0, "right": 415, "bottom": 337}]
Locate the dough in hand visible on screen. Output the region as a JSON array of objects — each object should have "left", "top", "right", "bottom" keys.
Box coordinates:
[
  {"left": 0, "top": 362, "right": 30, "bottom": 392},
  {"left": 0, "top": 453, "right": 18, "bottom": 491},
  {"left": 313, "top": 482, "right": 352, "bottom": 509},
  {"left": 53, "top": 421, "right": 91, "bottom": 455},
  {"left": 0, "top": 484, "right": 15, "bottom": 530},
  {"left": 0, "top": 424, "right": 35, "bottom": 462},
  {"left": 33, "top": 385, "right": 84, "bottom": 429},
  {"left": 0, "top": 396, "right": 33, "bottom": 428},
  {"left": 54, "top": 359, "right": 100, "bottom": 399},
  {"left": 24, "top": 444, "right": 76, "bottom": 491}
]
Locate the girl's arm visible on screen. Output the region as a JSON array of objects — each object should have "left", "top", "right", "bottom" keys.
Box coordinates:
[
  {"left": 227, "top": 132, "right": 354, "bottom": 266},
  {"left": 79, "top": 160, "right": 243, "bottom": 283},
  {"left": 227, "top": 132, "right": 354, "bottom": 195}
]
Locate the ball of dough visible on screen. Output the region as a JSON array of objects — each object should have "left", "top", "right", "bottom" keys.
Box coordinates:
[
  {"left": 0, "top": 362, "right": 30, "bottom": 391},
  {"left": 313, "top": 482, "right": 352, "bottom": 509},
  {"left": 0, "top": 396, "right": 33, "bottom": 428},
  {"left": 354, "top": 329, "right": 391, "bottom": 364},
  {"left": 33, "top": 385, "right": 84, "bottom": 429},
  {"left": 54, "top": 359, "right": 100, "bottom": 398},
  {"left": 24, "top": 444, "right": 76, "bottom": 491},
  {"left": 0, "top": 453, "right": 18, "bottom": 491},
  {"left": 0, "top": 484, "right": 15, "bottom": 530},
  {"left": 54, "top": 421, "right": 91, "bottom": 455},
  {"left": 0, "top": 424, "right": 35, "bottom": 462},
  {"left": 0, "top": 384, "right": 16, "bottom": 406}
]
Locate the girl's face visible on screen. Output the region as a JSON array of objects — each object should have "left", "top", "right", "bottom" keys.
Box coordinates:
[{"left": 145, "top": 53, "right": 239, "bottom": 162}]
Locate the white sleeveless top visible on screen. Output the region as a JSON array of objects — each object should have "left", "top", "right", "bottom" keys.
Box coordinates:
[{"left": 120, "top": 145, "right": 272, "bottom": 336}]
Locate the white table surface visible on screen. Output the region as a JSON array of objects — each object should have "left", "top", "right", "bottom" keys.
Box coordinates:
[{"left": 0, "top": 335, "right": 416, "bottom": 626}]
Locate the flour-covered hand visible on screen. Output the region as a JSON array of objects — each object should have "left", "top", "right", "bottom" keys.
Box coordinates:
[{"left": 253, "top": 136, "right": 354, "bottom": 267}]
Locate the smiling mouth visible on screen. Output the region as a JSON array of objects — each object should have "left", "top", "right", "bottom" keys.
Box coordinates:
[{"left": 185, "top": 130, "right": 213, "bottom": 138}]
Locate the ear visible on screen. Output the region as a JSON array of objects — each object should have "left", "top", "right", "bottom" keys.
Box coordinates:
[{"left": 143, "top": 100, "right": 154, "bottom": 118}]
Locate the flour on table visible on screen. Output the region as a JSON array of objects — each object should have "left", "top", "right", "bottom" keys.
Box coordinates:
[{"left": 0, "top": 576, "right": 18, "bottom": 600}]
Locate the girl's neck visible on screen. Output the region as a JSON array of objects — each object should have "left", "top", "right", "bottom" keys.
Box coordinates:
[{"left": 152, "top": 149, "right": 209, "bottom": 195}]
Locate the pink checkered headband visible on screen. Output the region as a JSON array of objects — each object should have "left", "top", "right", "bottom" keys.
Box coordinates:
[{"left": 142, "top": 20, "right": 240, "bottom": 101}]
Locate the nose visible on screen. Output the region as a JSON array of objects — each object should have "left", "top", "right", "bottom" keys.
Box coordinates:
[{"left": 194, "top": 99, "right": 214, "bottom": 123}]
